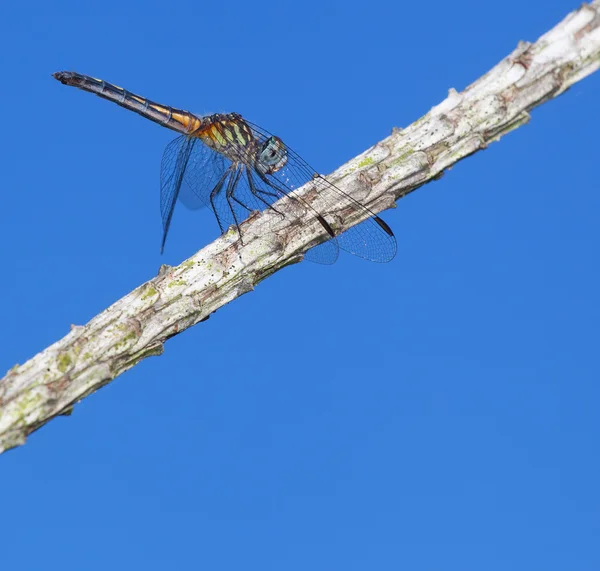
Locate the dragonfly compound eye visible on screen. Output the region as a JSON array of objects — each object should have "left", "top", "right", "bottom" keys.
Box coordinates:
[{"left": 259, "top": 136, "right": 288, "bottom": 173}]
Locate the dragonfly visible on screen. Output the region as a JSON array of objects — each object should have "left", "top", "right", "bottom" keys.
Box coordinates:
[{"left": 53, "top": 71, "right": 397, "bottom": 264}]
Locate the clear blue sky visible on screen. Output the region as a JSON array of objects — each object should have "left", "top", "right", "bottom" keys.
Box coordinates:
[{"left": 1, "top": 0, "right": 599, "bottom": 569}]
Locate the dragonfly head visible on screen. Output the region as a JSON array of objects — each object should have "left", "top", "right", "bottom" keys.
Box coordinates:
[{"left": 258, "top": 136, "right": 288, "bottom": 174}]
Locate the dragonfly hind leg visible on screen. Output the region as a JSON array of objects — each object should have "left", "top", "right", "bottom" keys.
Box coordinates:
[
  {"left": 224, "top": 166, "right": 247, "bottom": 244},
  {"left": 209, "top": 167, "right": 235, "bottom": 234},
  {"left": 246, "top": 169, "right": 285, "bottom": 219}
]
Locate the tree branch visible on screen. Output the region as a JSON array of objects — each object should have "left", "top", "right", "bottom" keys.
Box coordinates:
[{"left": 2, "top": 0, "right": 599, "bottom": 455}]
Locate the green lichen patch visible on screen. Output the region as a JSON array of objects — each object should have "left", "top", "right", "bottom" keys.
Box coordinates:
[
  {"left": 167, "top": 279, "right": 188, "bottom": 288},
  {"left": 357, "top": 156, "right": 374, "bottom": 168},
  {"left": 389, "top": 148, "right": 415, "bottom": 167},
  {"left": 57, "top": 353, "right": 72, "bottom": 373},
  {"left": 141, "top": 286, "right": 158, "bottom": 300},
  {"left": 113, "top": 331, "right": 138, "bottom": 351},
  {"left": 15, "top": 390, "right": 43, "bottom": 422}
]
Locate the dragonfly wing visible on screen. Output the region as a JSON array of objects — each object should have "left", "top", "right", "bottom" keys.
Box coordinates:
[{"left": 159, "top": 136, "right": 197, "bottom": 253}]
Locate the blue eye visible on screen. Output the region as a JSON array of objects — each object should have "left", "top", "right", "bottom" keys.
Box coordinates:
[{"left": 259, "top": 136, "right": 288, "bottom": 173}]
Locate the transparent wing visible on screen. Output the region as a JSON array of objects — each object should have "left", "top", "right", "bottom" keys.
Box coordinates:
[
  {"left": 246, "top": 121, "right": 397, "bottom": 263},
  {"left": 159, "top": 136, "right": 197, "bottom": 253}
]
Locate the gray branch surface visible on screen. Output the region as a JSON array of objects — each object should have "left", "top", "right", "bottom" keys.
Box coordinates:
[{"left": 1, "top": 1, "right": 599, "bottom": 455}]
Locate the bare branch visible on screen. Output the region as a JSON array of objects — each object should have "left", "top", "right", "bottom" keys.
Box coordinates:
[{"left": 1, "top": 1, "right": 599, "bottom": 454}]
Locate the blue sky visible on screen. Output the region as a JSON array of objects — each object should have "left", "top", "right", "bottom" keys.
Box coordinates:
[{"left": 1, "top": 0, "right": 599, "bottom": 569}]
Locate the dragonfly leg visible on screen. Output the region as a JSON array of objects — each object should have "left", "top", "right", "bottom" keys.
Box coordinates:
[
  {"left": 246, "top": 169, "right": 284, "bottom": 218},
  {"left": 209, "top": 168, "right": 234, "bottom": 234},
  {"left": 226, "top": 167, "right": 259, "bottom": 217},
  {"left": 224, "top": 165, "right": 245, "bottom": 244}
]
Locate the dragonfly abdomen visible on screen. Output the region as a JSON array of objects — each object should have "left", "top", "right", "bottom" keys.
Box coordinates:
[{"left": 53, "top": 71, "right": 203, "bottom": 135}]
